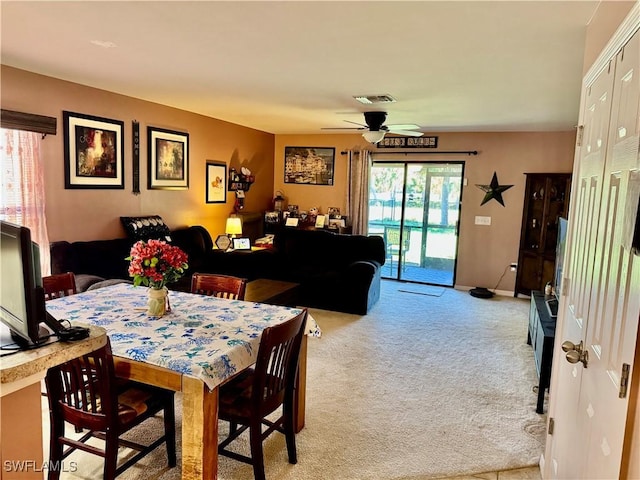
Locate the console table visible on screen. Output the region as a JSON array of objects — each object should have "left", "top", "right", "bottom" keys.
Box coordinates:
[{"left": 527, "top": 290, "right": 557, "bottom": 413}]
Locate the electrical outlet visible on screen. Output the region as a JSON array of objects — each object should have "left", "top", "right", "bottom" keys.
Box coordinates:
[{"left": 510, "top": 263, "right": 517, "bottom": 272}]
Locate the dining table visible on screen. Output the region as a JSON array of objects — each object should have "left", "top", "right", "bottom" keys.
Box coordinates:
[{"left": 46, "top": 282, "right": 321, "bottom": 479}]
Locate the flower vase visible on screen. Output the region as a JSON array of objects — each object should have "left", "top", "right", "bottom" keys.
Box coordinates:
[{"left": 147, "top": 287, "right": 169, "bottom": 317}]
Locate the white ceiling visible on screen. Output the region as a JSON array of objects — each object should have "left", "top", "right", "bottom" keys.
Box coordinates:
[{"left": 1, "top": 1, "right": 601, "bottom": 135}]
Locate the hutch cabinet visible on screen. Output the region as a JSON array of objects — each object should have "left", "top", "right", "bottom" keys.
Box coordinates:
[{"left": 515, "top": 173, "right": 571, "bottom": 297}]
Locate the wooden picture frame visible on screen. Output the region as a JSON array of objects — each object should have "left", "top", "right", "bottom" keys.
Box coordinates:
[
  {"left": 148, "top": 126, "right": 189, "bottom": 190},
  {"left": 205, "top": 160, "right": 226, "bottom": 203},
  {"left": 63, "top": 111, "right": 124, "bottom": 189},
  {"left": 284, "top": 147, "right": 335, "bottom": 185}
]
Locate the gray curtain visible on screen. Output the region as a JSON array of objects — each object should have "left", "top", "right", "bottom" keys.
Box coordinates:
[{"left": 346, "top": 149, "right": 371, "bottom": 235}]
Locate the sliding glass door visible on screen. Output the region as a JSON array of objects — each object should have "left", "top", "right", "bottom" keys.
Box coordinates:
[{"left": 367, "top": 162, "right": 464, "bottom": 286}]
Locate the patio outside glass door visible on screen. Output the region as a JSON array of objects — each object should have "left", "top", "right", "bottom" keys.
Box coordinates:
[{"left": 367, "top": 162, "right": 463, "bottom": 286}]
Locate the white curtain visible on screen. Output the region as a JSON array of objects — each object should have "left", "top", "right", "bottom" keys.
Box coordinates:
[
  {"left": 0, "top": 128, "right": 51, "bottom": 275},
  {"left": 346, "top": 149, "right": 372, "bottom": 235}
]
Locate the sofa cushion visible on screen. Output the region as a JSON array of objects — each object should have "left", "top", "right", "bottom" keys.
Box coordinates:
[{"left": 120, "top": 215, "right": 172, "bottom": 242}]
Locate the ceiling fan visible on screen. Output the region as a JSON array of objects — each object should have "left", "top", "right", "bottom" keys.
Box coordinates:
[{"left": 322, "top": 111, "right": 423, "bottom": 143}]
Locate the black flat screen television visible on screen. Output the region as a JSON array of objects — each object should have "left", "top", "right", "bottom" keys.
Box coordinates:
[
  {"left": 0, "top": 220, "right": 62, "bottom": 346},
  {"left": 545, "top": 216, "right": 568, "bottom": 318}
]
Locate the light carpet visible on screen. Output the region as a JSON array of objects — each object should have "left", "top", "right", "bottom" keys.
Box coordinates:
[{"left": 48, "top": 280, "right": 546, "bottom": 479}]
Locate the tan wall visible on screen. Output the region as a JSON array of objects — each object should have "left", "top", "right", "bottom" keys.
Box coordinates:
[
  {"left": 2, "top": 65, "right": 576, "bottom": 293},
  {"left": 583, "top": 1, "right": 636, "bottom": 75},
  {"left": 1, "top": 66, "right": 276, "bottom": 242},
  {"left": 275, "top": 131, "right": 575, "bottom": 291}
]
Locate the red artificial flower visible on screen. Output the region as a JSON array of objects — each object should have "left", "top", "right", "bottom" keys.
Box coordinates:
[{"left": 126, "top": 239, "right": 189, "bottom": 289}]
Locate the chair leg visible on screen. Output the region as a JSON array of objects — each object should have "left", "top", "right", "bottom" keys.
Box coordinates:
[
  {"left": 103, "top": 429, "right": 119, "bottom": 480},
  {"left": 249, "top": 420, "right": 266, "bottom": 480},
  {"left": 164, "top": 396, "right": 177, "bottom": 467},
  {"left": 284, "top": 413, "right": 298, "bottom": 464},
  {"left": 283, "top": 398, "right": 298, "bottom": 464},
  {"left": 47, "top": 418, "right": 64, "bottom": 480}
]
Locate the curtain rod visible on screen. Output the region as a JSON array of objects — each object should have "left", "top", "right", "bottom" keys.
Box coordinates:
[{"left": 341, "top": 150, "right": 478, "bottom": 156}]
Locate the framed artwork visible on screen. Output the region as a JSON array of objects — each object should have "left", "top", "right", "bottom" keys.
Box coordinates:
[
  {"left": 285, "top": 217, "right": 299, "bottom": 227},
  {"left": 284, "top": 147, "right": 335, "bottom": 185},
  {"left": 205, "top": 160, "right": 226, "bottom": 203},
  {"left": 232, "top": 237, "right": 252, "bottom": 250},
  {"left": 215, "top": 234, "right": 231, "bottom": 251},
  {"left": 148, "top": 126, "right": 189, "bottom": 190},
  {"left": 63, "top": 111, "right": 124, "bottom": 189}
]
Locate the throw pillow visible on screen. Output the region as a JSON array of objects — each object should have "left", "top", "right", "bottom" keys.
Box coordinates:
[{"left": 120, "top": 215, "right": 172, "bottom": 242}]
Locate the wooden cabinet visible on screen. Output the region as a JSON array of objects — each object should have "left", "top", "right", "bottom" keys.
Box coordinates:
[{"left": 515, "top": 173, "right": 571, "bottom": 297}]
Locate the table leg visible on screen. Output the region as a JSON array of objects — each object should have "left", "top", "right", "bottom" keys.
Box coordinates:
[
  {"left": 294, "top": 335, "right": 308, "bottom": 433},
  {"left": 181, "top": 377, "right": 218, "bottom": 479}
]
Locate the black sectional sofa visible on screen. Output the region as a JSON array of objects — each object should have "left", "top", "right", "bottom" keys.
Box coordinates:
[{"left": 50, "top": 225, "right": 385, "bottom": 315}]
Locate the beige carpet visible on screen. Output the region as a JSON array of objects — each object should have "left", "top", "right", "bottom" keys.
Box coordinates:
[{"left": 48, "top": 280, "right": 546, "bottom": 479}]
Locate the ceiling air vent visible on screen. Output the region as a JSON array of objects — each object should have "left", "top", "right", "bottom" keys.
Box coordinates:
[{"left": 353, "top": 94, "right": 396, "bottom": 105}]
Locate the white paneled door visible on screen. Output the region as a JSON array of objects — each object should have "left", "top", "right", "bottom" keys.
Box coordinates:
[{"left": 544, "top": 26, "right": 640, "bottom": 479}]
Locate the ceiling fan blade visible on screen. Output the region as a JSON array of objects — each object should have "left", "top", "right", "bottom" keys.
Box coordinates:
[
  {"left": 387, "top": 128, "right": 423, "bottom": 137},
  {"left": 386, "top": 123, "right": 420, "bottom": 130},
  {"left": 344, "top": 120, "right": 368, "bottom": 128},
  {"left": 321, "top": 127, "right": 364, "bottom": 130}
]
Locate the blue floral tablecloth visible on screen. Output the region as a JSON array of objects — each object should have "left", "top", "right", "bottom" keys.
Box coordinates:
[{"left": 46, "top": 283, "right": 321, "bottom": 390}]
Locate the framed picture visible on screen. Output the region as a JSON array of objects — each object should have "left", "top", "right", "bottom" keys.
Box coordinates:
[
  {"left": 328, "top": 218, "right": 346, "bottom": 229},
  {"left": 284, "top": 147, "right": 335, "bottom": 185},
  {"left": 215, "top": 234, "right": 231, "bottom": 251},
  {"left": 205, "top": 160, "right": 226, "bottom": 203},
  {"left": 285, "top": 217, "right": 299, "bottom": 227},
  {"left": 232, "top": 237, "right": 252, "bottom": 251},
  {"left": 148, "top": 126, "right": 189, "bottom": 190},
  {"left": 63, "top": 111, "right": 124, "bottom": 189},
  {"left": 328, "top": 207, "right": 341, "bottom": 218}
]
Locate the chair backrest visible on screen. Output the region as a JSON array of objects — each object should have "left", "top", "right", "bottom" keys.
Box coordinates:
[
  {"left": 43, "top": 272, "right": 77, "bottom": 300},
  {"left": 384, "top": 228, "right": 410, "bottom": 251},
  {"left": 252, "top": 309, "right": 307, "bottom": 416},
  {"left": 45, "top": 339, "right": 118, "bottom": 431},
  {"left": 190, "top": 273, "right": 247, "bottom": 300}
]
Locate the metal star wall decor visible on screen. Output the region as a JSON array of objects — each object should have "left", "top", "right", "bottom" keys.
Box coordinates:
[{"left": 476, "top": 172, "right": 513, "bottom": 207}]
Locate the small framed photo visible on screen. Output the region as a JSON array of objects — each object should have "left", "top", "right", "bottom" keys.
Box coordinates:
[
  {"left": 63, "top": 111, "right": 125, "bottom": 189},
  {"left": 232, "top": 237, "right": 252, "bottom": 250},
  {"left": 315, "top": 215, "right": 326, "bottom": 228},
  {"left": 285, "top": 217, "right": 299, "bottom": 227},
  {"left": 205, "top": 160, "right": 226, "bottom": 203},
  {"left": 148, "top": 126, "right": 189, "bottom": 190},
  {"left": 328, "top": 218, "right": 346, "bottom": 229},
  {"left": 215, "top": 234, "right": 232, "bottom": 251}
]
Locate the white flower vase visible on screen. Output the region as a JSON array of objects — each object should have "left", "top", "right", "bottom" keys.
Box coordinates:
[{"left": 147, "top": 286, "right": 169, "bottom": 317}]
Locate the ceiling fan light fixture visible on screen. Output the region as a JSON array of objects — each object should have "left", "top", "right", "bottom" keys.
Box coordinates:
[{"left": 362, "top": 130, "right": 386, "bottom": 144}]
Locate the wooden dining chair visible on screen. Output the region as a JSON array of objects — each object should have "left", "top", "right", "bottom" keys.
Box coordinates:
[
  {"left": 190, "top": 273, "right": 247, "bottom": 300},
  {"left": 217, "top": 309, "right": 308, "bottom": 480},
  {"left": 43, "top": 272, "right": 77, "bottom": 300},
  {"left": 45, "top": 339, "right": 176, "bottom": 480}
]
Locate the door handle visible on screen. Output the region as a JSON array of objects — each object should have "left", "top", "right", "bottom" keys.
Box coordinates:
[
  {"left": 561, "top": 340, "right": 584, "bottom": 354},
  {"left": 562, "top": 340, "right": 588, "bottom": 368}
]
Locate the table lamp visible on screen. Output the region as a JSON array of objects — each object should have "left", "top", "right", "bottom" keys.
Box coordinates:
[{"left": 225, "top": 217, "right": 242, "bottom": 238}]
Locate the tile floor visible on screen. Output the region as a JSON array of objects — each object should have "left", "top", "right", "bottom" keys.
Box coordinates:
[{"left": 437, "top": 466, "right": 541, "bottom": 479}]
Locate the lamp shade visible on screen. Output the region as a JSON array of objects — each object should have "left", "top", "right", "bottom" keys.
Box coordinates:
[
  {"left": 362, "top": 130, "right": 385, "bottom": 144},
  {"left": 225, "top": 217, "right": 242, "bottom": 236}
]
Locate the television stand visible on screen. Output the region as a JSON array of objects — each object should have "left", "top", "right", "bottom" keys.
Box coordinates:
[{"left": 527, "top": 291, "right": 557, "bottom": 413}]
